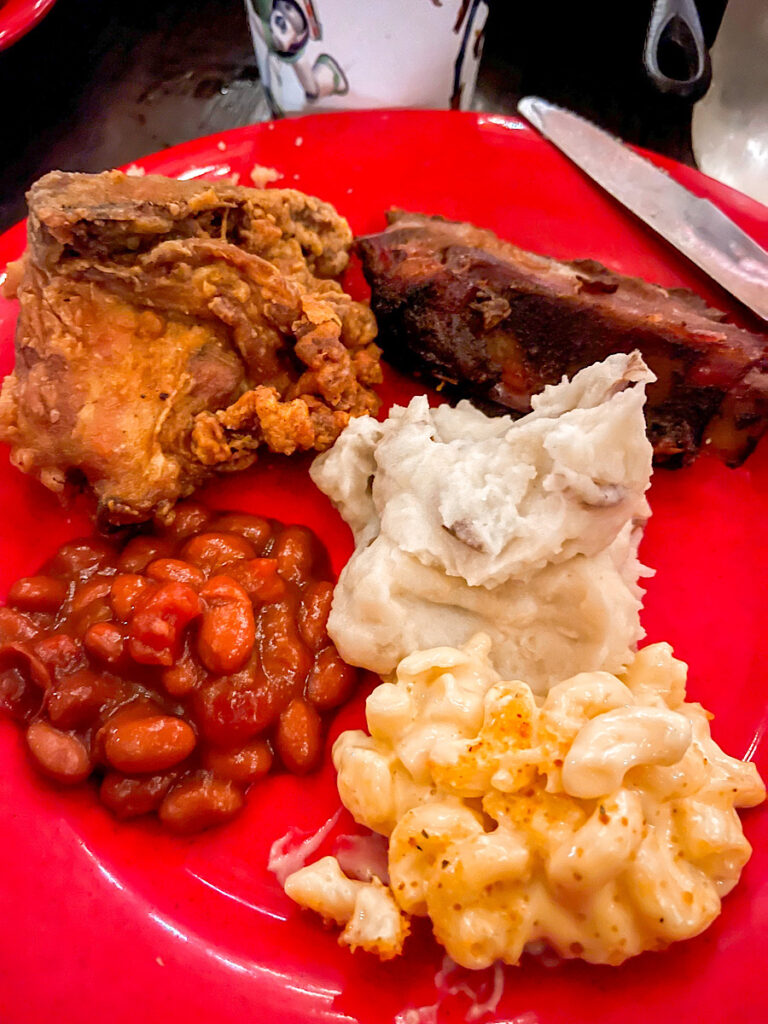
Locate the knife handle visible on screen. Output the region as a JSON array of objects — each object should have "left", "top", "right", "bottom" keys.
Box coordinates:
[{"left": 644, "top": 0, "right": 712, "bottom": 100}]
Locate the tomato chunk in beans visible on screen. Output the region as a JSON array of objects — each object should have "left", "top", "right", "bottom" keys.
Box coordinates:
[{"left": 0, "top": 507, "right": 358, "bottom": 833}]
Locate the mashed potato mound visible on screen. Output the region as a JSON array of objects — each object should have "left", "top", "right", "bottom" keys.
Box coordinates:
[{"left": 310, "top": 352, "right": 654, "bottom": 690}]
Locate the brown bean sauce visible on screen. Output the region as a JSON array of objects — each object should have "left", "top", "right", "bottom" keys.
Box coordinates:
[{"left": 0, "top": 503, "right": 358, "bottom": 833}]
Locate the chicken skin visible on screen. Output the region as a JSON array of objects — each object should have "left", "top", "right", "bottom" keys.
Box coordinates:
[{"left": 0, "top": 171, "right": 381, "bottom": 524}]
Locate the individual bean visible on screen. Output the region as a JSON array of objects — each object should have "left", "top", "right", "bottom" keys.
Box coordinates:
[
  {"left": 45, "top": 539, "right": 117, "bottom": 579},
  {"left": 222, "top": 558, "right": 287, "bottom": 604},
  {"left": 159, "top": 773, "right": 244, "bottom": 833},
  {"left": 198, "top": 576, "right": 255, "bottom": 675},
  {"left": 100, "top": 770, "right": 179, "bottom": 819},
  {"left": 260, "top": 601, "right": 312, "bottom": 696},
  {"left": 0, "top": 607, "right": 41, "bottom": 644},
  {"left": 117, "top": 536, "right": 173, "bottom": 574},
  {"left": 92, "top": 698, "right": 164, "bottom": 763},
  {"left": 110, "top": 574, "right": 156, "bottom": 622},
  {"left": 202, "top": 739, "right": 273, "bottom": 787},
  {"left": 47, "top": 669, "right": 129, "bottom": 730},
  {"left": 273, "top": 526, "right": 316, "bottom": 586},
  {"left": 275, "top": 698, "right": 323, "bottom": 774},
  {"left": 180, "top": 532, "right": 257, "bottom": 575},
  {"left": 0, "top": 666, "right": 39, "bottom": 721},
  {"left": 146, "top": 558, "right": 205, "bottom": 589},
  {"left": 27, "top": 721, "right": 92, "bottom": 784},
  {"left": 157, "top": 501, "right": 212, "bottom": 542},
  {"left": 127, "top": 582, "right": 201, "bottom": 666},
  {"left": 70, "top": 577, "right": 113, "bottom": 615},
  {"left": 83, "top": 622, "right": 126, "bottom": 666},
  {"left": 104, "top": 715, "right": 197, "bottom": 773},
  {"left": 161, "top": 654, "right": 205, "bottom": 697},
  {"left": 306, "top": 646, "right": 358, "bottom": 710},
  {"left": 33, "top": 634, "right": 84, "bottom": 679},
  {"left": 0, "top": 642, "right": 51, "bottom": 690},
  {"left": 193, "top": 672, "right": 276, "bottom": 746},
  {"left": 0, "top": 643, "right": 50, "bottom": 720},
  {"left": 8, "top": 576, "right": 68, "bottom": 614},
  {"left": 207, "top": 513, "right": 272, "bottom": 553},
  {"left": 298, "top": 581, "right": 334, "bottom": 651}
]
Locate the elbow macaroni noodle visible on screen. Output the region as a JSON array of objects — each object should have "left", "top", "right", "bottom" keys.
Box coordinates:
[{"left": 285, "top": 635, "right": 764, "bottom": 967}]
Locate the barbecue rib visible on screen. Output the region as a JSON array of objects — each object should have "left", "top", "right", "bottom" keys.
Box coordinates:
[
  {"left": 0, "top": 171, "right": 381, "bottom": 524},
  {"left": 357, "top": 210, "right": 768, "bottom": 466}
]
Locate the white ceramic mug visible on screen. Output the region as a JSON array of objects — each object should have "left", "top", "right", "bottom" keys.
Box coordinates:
[{"left": 244, "top": 0, "right": 489, "bottom": 116}]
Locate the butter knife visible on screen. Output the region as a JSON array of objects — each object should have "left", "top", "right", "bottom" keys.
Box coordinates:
[{"left": 517, "top": 96, "right": 768, "bottom": 322}]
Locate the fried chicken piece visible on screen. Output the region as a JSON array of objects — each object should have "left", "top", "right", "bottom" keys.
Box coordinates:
[
  {"left": 25, "top": 168, "right": 353, "bottom": 279},
  {"left": 357, "top": 210, "right": 768, "bottom": 466},
  {"left": 0, "top": 171, "right": 380, "bottom": 524}
]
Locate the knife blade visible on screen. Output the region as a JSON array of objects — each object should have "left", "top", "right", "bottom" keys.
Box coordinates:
[{"left": 517, "top": 96, "right": 768, "bottom": 322}]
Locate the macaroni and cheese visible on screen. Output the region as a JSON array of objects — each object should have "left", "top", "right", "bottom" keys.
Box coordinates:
[{"left": 285, "top": 636, "right": 764, "bottom": 967}]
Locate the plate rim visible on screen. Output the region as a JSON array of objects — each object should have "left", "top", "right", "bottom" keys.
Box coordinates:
[{"left": 0, "top": 108, "right": 766, "bottom": 1024}]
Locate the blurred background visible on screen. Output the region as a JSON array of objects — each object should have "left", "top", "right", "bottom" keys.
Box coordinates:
[{"left": 0, "top": 0, "right": 739, "bottom": 231}]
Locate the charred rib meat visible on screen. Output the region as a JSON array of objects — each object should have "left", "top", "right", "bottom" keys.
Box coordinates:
[
  {"left": 357, "top": 210, "right": 768, "bottom": 466},
  {"left": 0, "top": 171, "right": 381, "bottom": 523}
]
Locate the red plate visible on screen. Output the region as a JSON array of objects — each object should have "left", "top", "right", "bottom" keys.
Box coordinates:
[
  {"left": 0, "top": 0, "right": 57, "bottom": 50},
  {"left": 0, "top": 111, "right": 766, "bottom": 1024}
]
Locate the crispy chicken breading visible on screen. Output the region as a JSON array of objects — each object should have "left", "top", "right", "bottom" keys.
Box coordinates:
[{"left": 0, "top": 171, "right": 381, "bottom": 524}]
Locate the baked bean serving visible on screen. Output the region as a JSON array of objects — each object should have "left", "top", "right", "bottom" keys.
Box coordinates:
[{"left": 0, "top": 504, "right": 358, "bottom": 833}]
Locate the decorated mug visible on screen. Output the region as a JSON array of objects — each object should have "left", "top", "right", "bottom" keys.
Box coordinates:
[{"left": 244, "top": 0, "right": 489, "bottom": 116}]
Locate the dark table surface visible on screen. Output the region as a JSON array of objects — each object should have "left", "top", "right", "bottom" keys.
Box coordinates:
[{"left": 0, "top": 0, "right": 727, "bottom": 233}]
